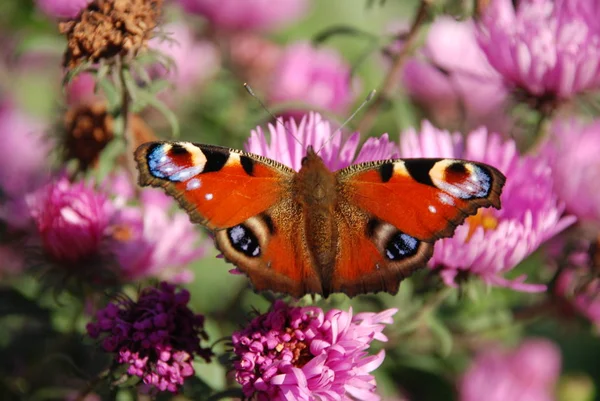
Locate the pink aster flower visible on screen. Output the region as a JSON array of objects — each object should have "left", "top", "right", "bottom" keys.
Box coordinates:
[
  {"left": 149, "top": 23, "right": 220, "bottom": 95},
  {"left": 106, "top": 173, "right": 208, "bottom": 284},
  {"left": 177, "top": 0, "right": 309, "bottom": 31},
  {"left": 27, "top": 177, "right": 112, "bottom": 265},
  {"left": 35, "top": 0, "right": 90, "bottom": 19},
  {"left": 267, "top": 42, "right": 358, "bottom": 117},
  {"left": 477, "top": 0, "right": 600, "bottom": 101},
  {"left": 232, "top": 300, "right": 396, "bottom": 401},
  {"left": 545, "top": 118, "right": 600, "bottom": 225},
  {"left": 86, "top": 282, "right": 212, "bottom": 392},
  {"left": 245, "top": 112, "right": 398, "bottom": 171},
  {"left": 399, "top": 122, "right": 575, "bottom": 291},
  {"left": 459, "top": 339, "right": 561, "bottom": 401},
  {"left": 401, "top": 17, "right": 508, "bottom": 131}
]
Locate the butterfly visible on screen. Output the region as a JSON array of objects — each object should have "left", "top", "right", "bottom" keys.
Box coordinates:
[{"left": 134, "top": 141, "right": 505, "bottom": 297}]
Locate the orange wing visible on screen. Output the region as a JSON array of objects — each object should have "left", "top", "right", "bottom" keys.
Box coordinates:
[
  {"left": 338, "top": 158, "right": 505, "bottom": 241},
  {"left": 135, "top": 141, "right": 321, "bottom": 296},
  {"left": 135, "top": 141, "right": 294, "bottom": 230},
  {"left": 328, "top": 158, "right": 505, "bottom": 295}
]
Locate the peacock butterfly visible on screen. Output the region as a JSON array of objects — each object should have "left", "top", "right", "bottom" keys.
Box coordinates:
[{"left": 134, "top": 141, "right": 505, "bottom": 297}]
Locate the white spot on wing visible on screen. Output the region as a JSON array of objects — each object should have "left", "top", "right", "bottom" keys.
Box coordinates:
[
  {"left": 186, "top": 178, "right": 201, "bottom": 190},
  {"left": 438, "top": 193, "right": 455, "bottom": 205},
  {"left": 205, "top": 193, "right": 213, "bottom": 200},
  {"left": 428, "top": 205, "right": 437, "bottom": 213}
]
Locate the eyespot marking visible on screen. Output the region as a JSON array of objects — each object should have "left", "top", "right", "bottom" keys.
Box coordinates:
[
  {"left": 227, "top": 224, "right": 260, "bottom": 257},
  {"left": 147, "top": 143, "right": 204, "bottom": 182},
  {"left": 384, "top": 232, "right": 419, "bottom": 261},
  {"left": 430, "top": 160, "right": 492, "bottom": 200}
]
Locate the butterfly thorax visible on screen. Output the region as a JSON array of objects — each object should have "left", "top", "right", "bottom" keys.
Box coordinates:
[{"left": 293, "top": 148, "right": 338, "bottom": 288}]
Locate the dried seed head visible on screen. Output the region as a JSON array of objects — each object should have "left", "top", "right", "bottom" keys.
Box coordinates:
[
  {"left": 60, "top": 0, "right": 163, "bottom": 69},
  {"left": 62, "top": 101, "right": 156, "bottom": 171}
]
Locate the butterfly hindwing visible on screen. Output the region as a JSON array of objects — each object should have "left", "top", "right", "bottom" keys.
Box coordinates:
[
  {"left": 337, "top": 158, "right": 505, "bottom": 241},
  {"left": 331, "top": 203, "right": 434, "bottom": 296}
]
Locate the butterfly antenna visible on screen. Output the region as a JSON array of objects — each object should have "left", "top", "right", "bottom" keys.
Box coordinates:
[
  {"left": 316, "top": 89, "right": 377, "bottom": 154},
  {"left": 244, "top": 83, "right": 304, "bottom": 148}
]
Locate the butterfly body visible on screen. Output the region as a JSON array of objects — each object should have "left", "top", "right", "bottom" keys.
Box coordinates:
[{"left": 135, "top": 141, "right": 505, "bottom": 297}]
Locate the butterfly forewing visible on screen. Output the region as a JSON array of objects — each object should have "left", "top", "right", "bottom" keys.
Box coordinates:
[
  {"left": 337, "top": 158, "right": 505, "bottom": 241},
  {"left": 135, "top": 142, "right": 294, "bottom": 229}
]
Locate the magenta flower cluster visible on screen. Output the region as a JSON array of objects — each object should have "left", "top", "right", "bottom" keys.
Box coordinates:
[
  {"left": 232, "top": 300, "right": 396, "bottom": 401},
  {"left": 86, "top": 282, "right": 212, "bottom": 392}
]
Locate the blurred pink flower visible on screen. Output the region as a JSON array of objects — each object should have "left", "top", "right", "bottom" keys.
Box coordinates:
[
  {"left": 65, "top": 73, "right": 97, "bottom": 105},
  {"left": 267, "top": 43, "right": 357, "bottom": 117},
  {"left": 459, "top": 339, "right": 561, "bottom": 401},
  {"left": 0, "top": 100, "right": 50, "bottom": 199},
  {"left": 232, "top": 300, "right": 396, "bottom": 401},
  {"left": 246, "top": 112, "right": 398, "bottom": 171},
  {"left": 86, "top": 282, "right": 212, "bottom": 392},
  {"left": 477, "top": 0, "right": 600, "bottom": 100},
  {"left": 107, "top": 174, "right": 208, "bottom": 284},
  {"left": 35, "top": 0, "right": 90, "bottom": 19},
  {"left": 27, "top": 177, "right": 112, "bottom": 265},
  {"left": 400, "top": 122, "right": 575, "bottom": 291},
  {"left": 545, "top": 118, "right": 600, "bottom": 225},
  {"left": 149, "top": 23, "right": 220, "bottom": 94},
  {"left": 556, "top": 269, "right": 600, "bottom": 328},
  {"left": 177, "top": 0, "right": 308, "bottom": 31},
  {"left": 401, "top": 17, "right": 508, "bottom": 130},
  {"left": 553, "top": 238, "right": 600, "bottom": 328}
]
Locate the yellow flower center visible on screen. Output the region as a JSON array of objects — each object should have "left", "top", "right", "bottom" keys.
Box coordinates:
[{"left": 465, "top": 209, "right": 498, "bottom": 242}]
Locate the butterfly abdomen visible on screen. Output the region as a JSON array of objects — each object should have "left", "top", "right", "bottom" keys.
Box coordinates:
[{"left": 294, "top": 150, "right": 340, "bottom": 289}]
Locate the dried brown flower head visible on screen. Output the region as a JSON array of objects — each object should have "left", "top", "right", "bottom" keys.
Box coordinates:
[
  {"left": 63, "top": 101, "right": 156, "bottom": 171},
  {"left": 60, "top": 0, "right": 163, "bottom": 69}
]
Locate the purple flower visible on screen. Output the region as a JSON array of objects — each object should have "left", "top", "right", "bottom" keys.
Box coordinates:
[
  {"left": 27, "top": 177, "right": 112, "bottom": 265},
  {"left": 177, "top": 0, "right": 309, "bottom": 31},
  {"left": 245, "top": 112, "right": 398, "bottom": 171},
  {"left": 267, "top": 42, "right": 357, "bottom": 117},
  {"left": 545, "top": 118, "right": 600, "bottom": 224},
  {"left": 86, "top": 282, "right": 212, "bottom": 392},
  {"left": 232, "top": 300, "right": 396, "bottom": 401},
  {"left": 401, "top": 17, "right": 508, "bottom": 131},
  {"left": 149, "top": 23, "right": 220, "bottom": 95},
  {"left": 477, "top": 0, "right": 600, "bottom": 101},
  {"left": 399, "top": 122, "right": 575, "bottom": 291},
  {"left": 107, "top": 173, "right": 208, "bottom": 284},
  {"left": 459, "top": 339, "right": 561, "bottom": 401},
  {"left": 35, "top": 0, "right": 90, "bottom": 19}
]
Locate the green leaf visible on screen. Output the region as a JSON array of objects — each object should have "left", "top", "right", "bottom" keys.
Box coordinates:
[
  {"left": 135, "top": 90, "right": 180, "bottom": 137},
  {"left": 427, "top": 314, "right": 453, "bottom": 357},
  {"left": 93, "top": 138, "right": 125, "bottom": 182}
]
